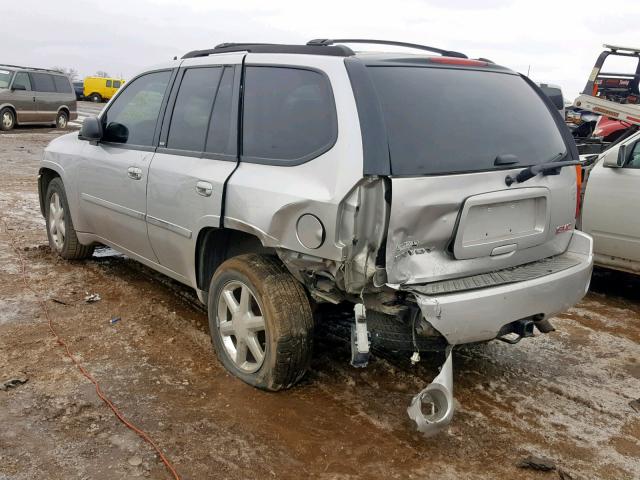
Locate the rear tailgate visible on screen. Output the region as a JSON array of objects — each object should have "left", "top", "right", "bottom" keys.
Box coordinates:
[{"left": 386, "top": 167, "right": 577, "bottom": 285}]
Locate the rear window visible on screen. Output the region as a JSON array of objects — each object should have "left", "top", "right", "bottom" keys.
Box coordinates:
[
  {"left": 242, "top": 66, "right": 337, "bottom": 164},
  {"left": 53, "top": 75, "right": 72, "bottom": 93},
  {"left": 368, "top": 66, "right": 567, "bottom": 176}
]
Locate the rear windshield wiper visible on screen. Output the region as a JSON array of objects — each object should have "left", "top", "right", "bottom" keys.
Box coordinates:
[{"left": 505, "top": 152, "right": 578, "bottom": 186}]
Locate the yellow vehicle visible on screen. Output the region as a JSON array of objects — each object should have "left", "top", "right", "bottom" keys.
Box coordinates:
[{"left": 83, "top": 76, "right": 125, "bottom": 103}]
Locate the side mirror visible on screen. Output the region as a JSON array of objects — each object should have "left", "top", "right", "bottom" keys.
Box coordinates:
[
  {"left": 79, "top": 116, "right": 103, "bottom": 144},
  {"left": 603, "top": 144, "right": 626, "bottom": 168},
  {"left": 11, "top": 84, "right": 26, "bottom": 91}
]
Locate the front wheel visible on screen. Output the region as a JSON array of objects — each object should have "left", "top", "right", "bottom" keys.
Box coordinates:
[
  {"left": 1, "top": 107, "right": 15, "bottom": 131},
  {"left": 207, "top": 254, "right": 313, "bottom": 391},
  {"left": 45, "top": 178, "right": 94, "bottom": 259}
]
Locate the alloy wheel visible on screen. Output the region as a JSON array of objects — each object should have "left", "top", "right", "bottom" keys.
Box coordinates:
[
  {"left": 48, "top": 192, "right": 65, "bottom": 250},
  {"left": 2, "top": 111, "right": 13, "bottom": 129},
  {"left": 216, "top": 281, "right": 267, "bottom": 373}
]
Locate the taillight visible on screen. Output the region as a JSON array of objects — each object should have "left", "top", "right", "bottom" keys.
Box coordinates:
[{"left": 575, "top": 164, "right": 583, "bottom": 219}]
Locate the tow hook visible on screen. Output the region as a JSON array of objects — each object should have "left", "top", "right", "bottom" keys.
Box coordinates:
[
  {"left": 407, "top": 346, "right": 454, "bottom": 436},
  {"left": 350, "top": 303, "right": 370, "bottom": 368}
]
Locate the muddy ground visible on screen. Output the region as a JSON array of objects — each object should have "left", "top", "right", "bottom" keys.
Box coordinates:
[{"left": 0, "top": 127, "right": 639, "bottom": 480}]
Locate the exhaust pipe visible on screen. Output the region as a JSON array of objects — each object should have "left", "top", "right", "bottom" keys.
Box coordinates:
[{"left": 407, "top": 346, "right": 454, "bottom": 436}]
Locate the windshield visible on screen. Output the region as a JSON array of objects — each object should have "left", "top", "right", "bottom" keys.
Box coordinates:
[
  {"left": 367, "top": 66, "right": 567, "bottom": 176},
  {"left": 0, "top": 70, "right": 13, "bottom": 89}
]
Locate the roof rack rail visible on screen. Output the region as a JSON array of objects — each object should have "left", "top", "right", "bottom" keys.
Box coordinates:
[
  {"left": 0, "top": 63, "right": 61, "bottom": 73},
  {"left": 182, "top": 43, "right": 354, "bottom": 59},
  {"left": 306, "top": 39, "right": 468, "bottom": 59}
]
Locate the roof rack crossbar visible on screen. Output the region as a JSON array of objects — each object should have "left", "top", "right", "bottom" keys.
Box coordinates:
[{"left": 306, "top": 38, "right": 468, "bottom": 59}]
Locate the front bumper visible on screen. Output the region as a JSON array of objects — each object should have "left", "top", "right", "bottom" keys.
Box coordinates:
[{"left": 412, "top": 231, "right": 593, "bottom": 345}]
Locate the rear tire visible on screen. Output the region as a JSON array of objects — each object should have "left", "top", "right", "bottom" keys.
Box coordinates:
[
  {"left": 55, "top": 111, "right": 68, "bottom": 129},
  {"left": 89, "top": 93, "right": 102, "bottom": 103},
  {"left": 45, "top": 178, "right": 94, "bottom": 260},
  {"left": 208, "top": 254, "right": 313, "bottom": 391},
  {"left": 1, "top": 107, "right": 15, "bottom": 131}
]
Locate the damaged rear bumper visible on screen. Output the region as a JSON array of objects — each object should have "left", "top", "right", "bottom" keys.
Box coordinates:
[{"left": 410, "top": 231, "right": 593, "bottom": 345}]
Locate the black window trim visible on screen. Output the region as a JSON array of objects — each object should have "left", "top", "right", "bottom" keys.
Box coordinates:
[
  {"left": 239, "top": 63, "right": 338, "bottom": 167},
  {"left": 157, "top": 63, "right": 241, "bottom": 162},
  {"left": 97, "top": 67, "right": 178, "bottom": 152}
]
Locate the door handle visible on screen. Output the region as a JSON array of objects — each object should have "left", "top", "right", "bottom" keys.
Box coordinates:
[
  {"left": 195, "top": 181, "right": 213, "bottom": 197},
  {"left": 127, "top": 166, "right": 142, "bottom": 180}
]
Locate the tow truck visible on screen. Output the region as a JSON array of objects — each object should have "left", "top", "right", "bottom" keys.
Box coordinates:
[{"left": 574, "top": 44, "right": 640, "bottom": 153}]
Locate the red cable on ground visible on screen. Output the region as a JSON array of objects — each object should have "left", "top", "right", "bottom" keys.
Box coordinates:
[{"left": 2, "top": 219, "right": 182, "bottom": 480}]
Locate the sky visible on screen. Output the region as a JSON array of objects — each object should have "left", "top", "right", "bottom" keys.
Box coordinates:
[{"left": 4, "top": 0, "right": 640, "bottom": 101}]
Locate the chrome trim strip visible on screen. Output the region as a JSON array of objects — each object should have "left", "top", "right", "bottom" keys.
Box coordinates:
[
  {"left": 147, "top": 215, "right": 192, "bottom": 239},
  {"left": 80, "top": 193, "right": 145, "bottom": 220}
]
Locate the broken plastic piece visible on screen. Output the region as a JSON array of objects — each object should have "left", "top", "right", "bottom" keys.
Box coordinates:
[
  {"left": 410, "top": 351, "right": 421, "bottom": 365},
  {"left": 350, "top": 303, "right": 370, "bottom": 368},
  {"left": 84, "top": 293, "right": 101, "bottom": 303},
  {"left": 407, "top": 346, "right": 454, "bottom": 436}
]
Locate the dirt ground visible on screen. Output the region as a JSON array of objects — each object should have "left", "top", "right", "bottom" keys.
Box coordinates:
[{"left": 1, "top": 127, "right": 639, "bottom": 480}]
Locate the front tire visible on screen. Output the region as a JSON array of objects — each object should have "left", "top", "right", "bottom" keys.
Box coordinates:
[
  {"left": 45, "top": 178, "right": 94, "bottom": 259},
  {"left": 1, "top": 107, "right": 15, "bottom": 131},
  {"left": 208, "top": 254, "right": 313, "bottom": 391}
]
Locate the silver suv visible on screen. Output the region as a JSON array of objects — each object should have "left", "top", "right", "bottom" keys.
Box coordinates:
[
  {"left": 37, "top": 40, "right": 593, "bottom": 434},
  {"left": 0, "top": 65, "right": 77, "bottom": 130}
]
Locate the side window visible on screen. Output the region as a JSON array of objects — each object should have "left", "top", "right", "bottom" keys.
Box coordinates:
[
  {"left": 53, "top": 76, "right": 73, "bottom": 94},
  {"left": 13, "top": 72, "right": 31, "bottom": 91},
  {"left": 627, "top": 142, "right": 640, "bottom": 169},
  {"left": 30, "top": 73, "right": 56, "bottom": 92},
  {"left": 102, "top": 70, "right": 171, "bottom": 146},
  {"left": 106, "top": 79, "right": 112, "bottom": 88},
  {"left": 242, "top": 66, "right": 337, "bottom": 163},
  {"left": 167, "top": 67, "right": 221, "bottom": 152},
  {"left": 205, "top": 67, "right": 236, "bottom": 155},
  {"left": 113, "top": 80, "right": 121, "bottom": 88}
]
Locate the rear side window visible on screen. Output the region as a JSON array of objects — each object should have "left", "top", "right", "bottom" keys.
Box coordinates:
[
  {"left": 242, "top": 66, "right": 337, "bottom": 164},
  {"left": 368, "top": 66, "right": 567, "bottom": 175},
  {"left": 53, "top": 76, "right": 73, "bottom": 93},
  {"left": 102, "top": 70, "right": 171, "bottom": 146},
  {"left": 167, "top": 67, "right": 222, "bottom": 152},
  {"left": 106, "top": 80, "right": 112, "bottom": 88},
  {"left": 30, "top": 73, "right": 56, "bottom": 92},
  {"left": 12, "top": 72, "right": 31, "bottom": 91},
  {"left": 205, "top": 67, "right": 235, "bottom": 155}
]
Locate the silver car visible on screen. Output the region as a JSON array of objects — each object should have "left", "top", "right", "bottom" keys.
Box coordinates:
[{"left": 37, "top": 39, "right": 593, "bottom": 434}]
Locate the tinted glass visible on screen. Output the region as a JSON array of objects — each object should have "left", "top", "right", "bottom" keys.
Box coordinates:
[
  {"left": 31, "top": 73, "right": 56, "bottom": 92},
  {"left": 12, "top": 72, "right": 31, "bottom": 91},
  {"left": 0, "top": 70, "right": 12, "bottom": 89},
  {"left": 206, "top": 67, "right": 235, "bottom": 155},
  {"left": 106, "top": 79, "right": 112, "bottom": 88},
  {"left": 167, "top": 67, "right": 221, "bottom": 152},
  {"left": 368, "top": 66, "right": 567, "bottom": 175},
  {"left": 53, "top": 75, "right": 72, "bottom": 93},
  {"left": 242, "top": 67, "right": 336, "bottom": 162},
  {"left": 103, "top": 70, "right": 171, "bottom": 146},
  {"left": 113, "top": 80, "right": 121, "bottom": 88}
]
